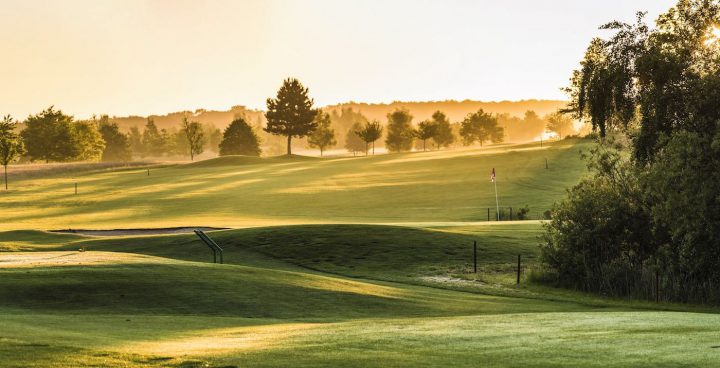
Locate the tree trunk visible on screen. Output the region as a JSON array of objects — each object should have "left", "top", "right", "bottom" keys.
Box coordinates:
[
  {"left": 320, "top": 147, "right": 323, "bottom": 157},
  {"left": 287, "top": 135, "right": 292, "bottom": 155},
  {"left": 365, "top": 142, "right": 369, "bottom": 156},
  {"left": 372, "top": 141, "right": 375, "bottom": 155},
  {"left": 4, "top": 165, "right": 7, "bottom": 190},
  {"left": 423, "top": 139, "right": 426, "bottom": 152}
]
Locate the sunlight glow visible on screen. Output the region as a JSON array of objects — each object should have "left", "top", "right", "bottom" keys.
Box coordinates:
[{"left": 705, "top": 26, "right": 720, "bottom": 46}]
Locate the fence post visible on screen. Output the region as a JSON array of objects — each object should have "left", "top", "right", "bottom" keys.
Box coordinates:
[
  {"left": 487, "top": 208, "right": 490, "bottom": 222},
  {"left": 510, "top": 207, "right": 513, "bottom": 221},
  {"left": 473, "top": 240, "right": 477, "bottom": 273},
  {"left": 147, "top": 168, "right": 150, "bottom": 176},
  {"left": 545, "top": 158, "right": 548, "bottom": 169},
  {"left": 74, "top": 183, "right": 77, "bottom": 195},
  {"left": 517, "top": 254, "right": 521, "bottom": 285}
]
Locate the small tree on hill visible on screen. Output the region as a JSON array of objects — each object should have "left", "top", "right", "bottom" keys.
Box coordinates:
[
  {"left": 219, "top": 117, "right": 261, "bottom": 156},
  {"left": 344, "top": 122, "right": 366, "bottom": 156},
  {"left": 459, "top": 109, "right": 504, "bottom": 146},
  {"left": 431, "top": 111, "right": 455, "bottom": 149},
  {"left": 307, "top": 112, "right": 336, "bottom": 157},
  {"left": 181, "top": 117, "right": 206, "bottom": 161},
  {"left": 264, "top": 78, "right": 319, "bottom": 155},
  {"left": 0, "top": 115, "right": 25, "bottom": 190},
  {"left": 385, "top": 108, "right": 414, "bottom": 152},
  {"left": 356, "top": 120, "right": 383, "bottom": 155},
  {"left": 415, "top": 120, "right": 438, "bottom": 152}
]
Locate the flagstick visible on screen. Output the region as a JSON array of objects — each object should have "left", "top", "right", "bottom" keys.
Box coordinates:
[{"left": 494, "top": 176, "right": 500, "bottom": 221}]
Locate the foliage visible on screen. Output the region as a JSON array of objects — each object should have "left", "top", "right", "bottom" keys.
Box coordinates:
[
  {"left": 0, "top": 115, "right": 25, "bottom": 189},
  {"left": 344, "top": 122, "right": 366, "bottom": 155},
  {"left": 74, "top": 117, "right": 106, "bottom": 161},
  {"left": 415, "top": 120, "right": 437, "bottom": 151},
  {"left": 181, "top": 117, "right": 206, "bottom": 161},
  {"left": 459, "top": 109, "right": 504, "bottom": 146},
  {"left": 431, "top": 111, "right": 455, "bottom": 148},
  {"left": 355, "top": 120, "right": 383, "bottom": 155},
  {"left": 545, "top": 0, "right": 720, "bottom": 303},
  {"left": 307, "top": 111, "right": 336, "bottom": 156},
  {"left": 565, "top": 1, "right": 720, "bottom": 163},
  {"left": 265, "top": 78, "right": 319, "bottom": 155},
  {"left": 331, "top": 107, "right": 368, "bottom": 147},
  {"left": 384, "top": 108, "right": 414, "bottom": 152},
  {"left": 21, "top": 107, "right": 81, "bottom": 162},
  {"left": 516, "top": 206, "right": 531, "bottom": 220},
  {"left": 545, "top": 112, "right": 574, "bottom": 139},
  {"left": 98, "top": 119, "right": 132, "bottom": 162},
  {"left": 218, "top": 117, "right": 261, "bottom": 156},
  {"left": 204, "top": 124, "right": 223, "bottom": 154},
  {"left": 128, "top": 126, "right": 143, "bottom": 158},
  {"left": 142, "top": 118, "right": 165, "bottom": 157}
]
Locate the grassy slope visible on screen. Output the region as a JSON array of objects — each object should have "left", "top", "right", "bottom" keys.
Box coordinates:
[
  {"left": 1, "top": 226, "right": 719, "bottom": 367},
  {"left": 3, "top": 140, "right": 718, "bottom": 367},
  {"left": 0, "top": 140, "right": 589, "bottom": 230}
]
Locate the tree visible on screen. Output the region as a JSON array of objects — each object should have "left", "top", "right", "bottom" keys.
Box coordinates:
[
  {"left": 459, "top": 109, "right": 504, "bottom": 146},
  {"left": 355, "top": 120, "right": 383, "bottom": 155},
  {"left": 74, "top": 118, "right": 106, "bottom": 161},
  {"left": 545, "top": 112, "right": 574, "bottom": 139},
  {"left": 205, "top": 124, "right": 223, "bottom": 154},
  {"left": 142, "top": 118, "right": 164, "bottom": 157},
  {"left": 431, "top": 111, "right": 455, "bottom": 149},
  {"left": 0, "top": 115, "right": 25, "bottom": 190},
  {"left": 543, "top": 0, "right": 720, "bottom": 303},
  {"left": 181, "top": 117, "right": 205, "bottom": 161},
  {"left": 99, "top": 120, "right": 132, "bottom": 162},
  {"left": 128, "top": 126, "right": 143, "bottom": 158},
  {"left": 21, "top": 106, "right": 80, "bottom": 162},
  {"left": 344, "top": 122, "right": 366, "bottom": 156},
  {"left": 218, "top": 117, "right": 261, "bottom": 156},
  {"left": 307, "top": 112, "right": 337, "bottom": 157},
  {"left": 331, "top": 108, "right": 369, "bottom": 145},
  {"left": 384, "top": 108, "right": 414, "bottom": 152},
  {"left": 264, "top": 78, "right": 319, "bottom": 155},
  {"left": 415, "top": 120, "right": 438, "bottom": 152}
]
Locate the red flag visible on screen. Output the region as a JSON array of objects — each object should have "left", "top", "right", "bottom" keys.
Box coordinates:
[{"left": 491, "top": 168, "right": 496, "bottom": 182}]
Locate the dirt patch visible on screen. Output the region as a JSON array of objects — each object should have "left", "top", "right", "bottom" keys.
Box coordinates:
[{"left": 50, "top": 227, "right": 228, "bottom": 237}]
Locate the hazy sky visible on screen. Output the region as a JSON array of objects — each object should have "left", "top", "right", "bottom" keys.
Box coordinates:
[{"left": 0, "top": 0, "right": 677, "bottom": 119}]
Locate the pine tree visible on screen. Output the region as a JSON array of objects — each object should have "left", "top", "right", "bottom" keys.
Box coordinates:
[{"left": 264, "top": 78, "right": 319, "bottom": 155}]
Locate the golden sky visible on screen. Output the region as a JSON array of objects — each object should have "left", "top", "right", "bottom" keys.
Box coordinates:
[{"left": 0, "top": 0, "right": 676, "bottom": 119}]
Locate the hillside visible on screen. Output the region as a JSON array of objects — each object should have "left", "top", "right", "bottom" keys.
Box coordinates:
[{"left": 0, "top": 139, "right": 589, "bottom": 231}]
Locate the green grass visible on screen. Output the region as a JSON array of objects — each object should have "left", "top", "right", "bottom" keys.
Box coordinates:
[
  {"left": 3, "top": 140, "right": 718, "bottom": 367},
  {"left": 0, "top": 140, "right": 589, "bottom": 230}
]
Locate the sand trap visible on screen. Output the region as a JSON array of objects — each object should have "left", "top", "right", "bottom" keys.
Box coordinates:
[
  {"left": 0, "top": 251, "right": 167, "bottom": 268},
  {"left": 50, "top": 227, "right": 228, "bottom": 237}
]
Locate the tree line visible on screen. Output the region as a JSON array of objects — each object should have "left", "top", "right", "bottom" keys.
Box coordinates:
[
  {"left": 0, "top": 78, "right": 575, "bottom": 189},
  {"left": 541, "top": 0, "right": 720, "bottom": 304}
]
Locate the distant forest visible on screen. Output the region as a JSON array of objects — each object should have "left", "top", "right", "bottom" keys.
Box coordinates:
[{"left": 105, "top": 99, "right": 571, "bottom": 156}]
